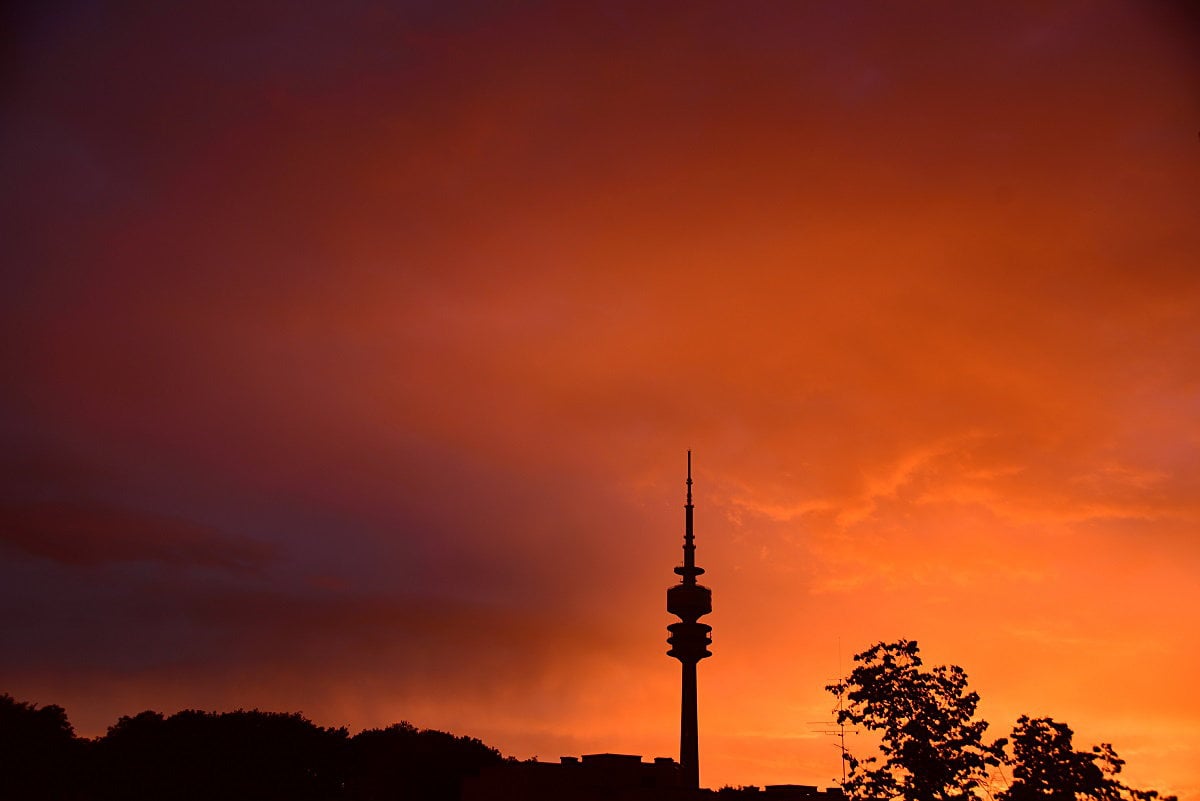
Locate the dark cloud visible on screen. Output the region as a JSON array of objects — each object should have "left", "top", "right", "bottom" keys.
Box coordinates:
[{"left": 0, "top": 500, "right": 274, "bottom": 570}]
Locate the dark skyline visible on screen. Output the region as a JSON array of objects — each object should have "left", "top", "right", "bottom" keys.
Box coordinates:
[{"left": 2, "top": 2, "right": 1198, "bottom": 795}]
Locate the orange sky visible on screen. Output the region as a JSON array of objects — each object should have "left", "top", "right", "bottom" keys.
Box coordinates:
[{"left": 2, "top": 1, "right": 1199, "bottom": 796}]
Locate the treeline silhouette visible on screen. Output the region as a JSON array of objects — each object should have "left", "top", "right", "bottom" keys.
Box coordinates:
[{"left": 0, "top": 693, "right": 504, "bottom": 801}]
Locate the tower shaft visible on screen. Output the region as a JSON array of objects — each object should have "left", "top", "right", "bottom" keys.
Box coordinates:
[{"left": 680, "top": 660, "right": 699, "bottom": 789}]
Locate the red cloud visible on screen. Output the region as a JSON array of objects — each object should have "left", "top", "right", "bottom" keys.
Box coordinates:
[{"left": 0, "top": 501, "right": 274, "bottom": 570}]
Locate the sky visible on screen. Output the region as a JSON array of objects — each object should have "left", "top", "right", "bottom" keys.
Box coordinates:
[{"left": 2, "top": 0, "right": 1199, "bottom": 795}]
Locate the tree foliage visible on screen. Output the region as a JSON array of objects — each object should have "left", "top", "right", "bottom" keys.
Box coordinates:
[
  {"left": 347, "top": 721, "right": 504, "bottom": 801},
  {"left": 91, "top": 708, "right": 349, "bottom": 801},
  {"left": 827, "top": 640, "right": 1004, "bottom": 801},
  {"left": 0, "top": 694, "right": 507, "bottom": 801},
  {"left": 999, "top": 716, "right": 1176, "bottom": 801},
  {"left": 827, "top": 642, "right": 1176, "bottom": 801},
  {"left": 0, "top": 693, "right": 84, "bottom": 800}
]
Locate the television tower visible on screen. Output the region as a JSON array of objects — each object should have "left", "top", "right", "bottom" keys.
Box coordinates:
[{"left": 667, "top": 450, "right": 712, "bottom": 790}]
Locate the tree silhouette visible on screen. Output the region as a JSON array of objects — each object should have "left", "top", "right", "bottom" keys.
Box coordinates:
[
  {"left": 83, "top": 707, "right": 503, "bottom": 801},
  {"left": 346, "top": 721, "right": 505, "bottom": 801},
  {"left": 828, "top": 643, "right": 1177, "bottom": 801},
  {"left": 826, "top": 640, "right": 1004, "bottom": 801},
  {"left": 1000, "top": 716, "right": 1176, "bottom": 801},
  {"left": 0, "top": 693, "right": 84, "bottom": 800},
  {"left": 91, "top": 708, "right": 348, "bottom": 801}
]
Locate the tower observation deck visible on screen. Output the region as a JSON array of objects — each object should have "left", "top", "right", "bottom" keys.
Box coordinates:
[{"left": 666, "top": 450, "right": 712, "bottom": 790}]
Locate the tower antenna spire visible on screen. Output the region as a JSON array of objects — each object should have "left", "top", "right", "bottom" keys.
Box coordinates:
[
  {"left": 687, "top": 449, "right": 693, "bottom": 505},
  {"left": 682, "top": 449, "right": 696, "bottom": 582}
]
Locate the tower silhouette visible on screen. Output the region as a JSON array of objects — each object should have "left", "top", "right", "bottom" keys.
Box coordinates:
[{"left": 666, "top": 450, "right": 712, "bottom": 790}]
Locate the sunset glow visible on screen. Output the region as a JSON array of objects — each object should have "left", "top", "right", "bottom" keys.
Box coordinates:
[{"left": 2, "top": 2, "right": 1199, "bottom": 797}]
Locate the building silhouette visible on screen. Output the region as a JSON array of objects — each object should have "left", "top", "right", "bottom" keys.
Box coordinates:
[{"left": 462, "top": 753, "right": 688, "bottom": 801}]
